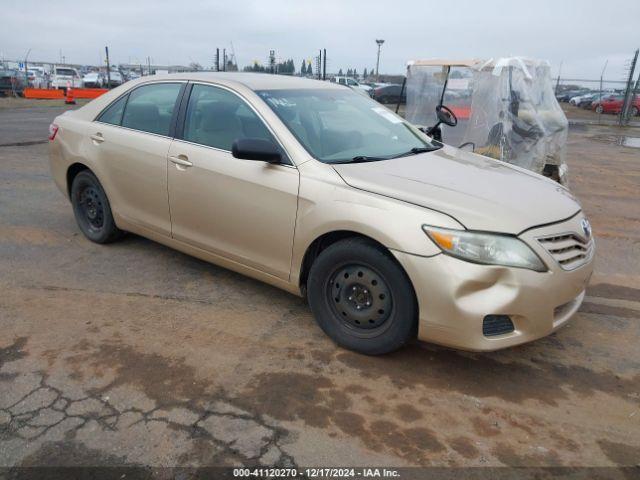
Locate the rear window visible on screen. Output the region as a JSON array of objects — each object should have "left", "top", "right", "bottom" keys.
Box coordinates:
[
  {"left": 121, "top": 83, "right": 182, "bottom": 136},
  {"left": 97, "top": 95, "right": 128, "bottom": 126},
  {"left": 55, "top": 68, "right": 75, "bottom": 76}
]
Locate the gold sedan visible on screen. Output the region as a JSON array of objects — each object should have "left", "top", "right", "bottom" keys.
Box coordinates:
[{"left": 49, "top": 73, "right": 594, "bottom": 354}]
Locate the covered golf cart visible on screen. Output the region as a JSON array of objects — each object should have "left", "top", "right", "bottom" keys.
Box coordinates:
[{"left": 405, "top": 57, "right": 569, "bottom": 185}]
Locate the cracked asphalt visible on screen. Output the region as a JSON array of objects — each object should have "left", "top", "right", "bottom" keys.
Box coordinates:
[{"left": 0, "top": 102, "right": 639, "bottom": 473}]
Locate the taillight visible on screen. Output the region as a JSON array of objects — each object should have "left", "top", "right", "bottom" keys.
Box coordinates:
[{"left": 48, "top": 123, "right": 59, "bottom": 141}]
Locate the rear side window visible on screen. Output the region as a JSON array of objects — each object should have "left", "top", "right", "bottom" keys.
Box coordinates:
[
  {"left": 96, "top": 95, "right": 128, "bottom": 125},
  {"left": 121, "top": 83, "right": 182, "bottom": 136},
  {"left": 182, "top": 84, "right": 275, "bottom": 151}
]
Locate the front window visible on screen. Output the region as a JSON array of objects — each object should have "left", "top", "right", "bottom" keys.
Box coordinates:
[
  {"left": 182, "top": 84, "right": 276, "bottom": 151},
  {"left": 257, "top": 88, "right": 439, "bottom": 163}
]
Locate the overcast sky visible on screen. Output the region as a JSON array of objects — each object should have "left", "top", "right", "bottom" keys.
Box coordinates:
[{"left": 2, "top": 0, "right": 638, "bottom": 81}]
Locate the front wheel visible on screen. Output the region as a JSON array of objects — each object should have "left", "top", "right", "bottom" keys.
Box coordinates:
[
  {"left": 307, "top": 238, "right": 418, "bottom": 355},
  {"left": 71, "top": 170, "right": 124, "bottom": 244},
  {"left": 631, "top": 106, "right": 639, "bottom": 116},
  {"left": 595, "top": 105, "right": 604, "bottom": 114}
]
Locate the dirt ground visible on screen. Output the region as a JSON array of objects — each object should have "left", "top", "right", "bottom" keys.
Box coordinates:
[{"left": 0, "top": 100, "right": 639, "bottom": 476}]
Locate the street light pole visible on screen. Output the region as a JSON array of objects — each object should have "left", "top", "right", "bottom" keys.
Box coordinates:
[{"left": 375, "top": 39, "right": 385, "bottom": 82}]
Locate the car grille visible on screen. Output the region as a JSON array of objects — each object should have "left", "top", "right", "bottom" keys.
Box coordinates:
[{"left": 537, "top": 233, "right": 594, "bottom": 270}]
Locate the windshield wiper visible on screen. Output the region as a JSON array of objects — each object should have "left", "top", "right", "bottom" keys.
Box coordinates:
[
  {"left": 391, "top": 146, "right": 440, "bottom": 158},
  {"left": 333, "top": 147, "right": 439, "bottom": 164},
  {"left": 352, "top": 155, "right": 389, "bottom": 162},
  {"left": 332, "top": 155, "right": 389, "bottom": 164}
]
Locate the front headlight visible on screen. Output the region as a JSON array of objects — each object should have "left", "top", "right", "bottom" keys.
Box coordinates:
[{"left": 423, "top": 226, "right": 547, "bottom": 272}]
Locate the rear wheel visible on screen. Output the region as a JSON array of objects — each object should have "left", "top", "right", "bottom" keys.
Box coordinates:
[
  {"left": 307, "top": 238, "right": 418, "bottom": 355},
  {"left": 631, "top": 106, "right": 639, "bottom": 116},
  {"left": 595, "top": 105, "right": 604, "bottom": 114},
  {"left": 71, "top": 170, "right": 124, "bottom": 244}
]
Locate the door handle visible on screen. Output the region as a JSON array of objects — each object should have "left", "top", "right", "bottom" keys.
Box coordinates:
[
  {"left": 169, "top": 155, "right": 193, "bottom": 167},
  {"left": 90, "top": 133, "right": 104, "bottom": 143}
]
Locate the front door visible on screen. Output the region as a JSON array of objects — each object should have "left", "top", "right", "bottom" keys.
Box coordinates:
[{"left": 167, "top": 83, "right": 299, "bottom": 279}]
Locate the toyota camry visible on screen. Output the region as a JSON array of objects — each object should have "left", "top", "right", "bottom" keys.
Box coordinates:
[{"left": 49, "top": 73, "right": 595, "bottom": 355}]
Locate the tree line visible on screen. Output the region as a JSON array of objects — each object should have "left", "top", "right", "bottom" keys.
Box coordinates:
[
  {"left": 243, "top": 58, "right": 376, "bottom": 79},
  {"left": 243, "top": 58, "right": 307, "bottom": 75}
]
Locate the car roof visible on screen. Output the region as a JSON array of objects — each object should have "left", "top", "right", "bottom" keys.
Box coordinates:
[{"left": 138, "top": 72, "right": 343, "bottom": 91}]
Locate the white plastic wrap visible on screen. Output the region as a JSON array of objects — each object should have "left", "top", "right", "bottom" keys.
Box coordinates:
[
  {"left": 405, "top": 60, "right": 475, "bottom": 147},
  {"left": 405, "top": 57, "right": 569, "bottom": 184}
]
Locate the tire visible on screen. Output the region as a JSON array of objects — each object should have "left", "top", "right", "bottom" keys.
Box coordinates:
[
  {"left": 631, "top": 106, "right": 639, "bottom": 116},
  {"left": 595, "top": 105, "right": 604, "bottom": 114},
  {"left": 70, "top": 170, "right": 124, "bottom": 244},
  {"left": 307, "top": 237, "right": 418, "bottom": 355}
]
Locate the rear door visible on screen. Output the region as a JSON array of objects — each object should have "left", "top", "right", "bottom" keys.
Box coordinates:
[
  {"left": 166, "top": 83, "right": 299, "bottom": 279},
  {"left": 88, "top": 82, "right": 185, "bottom": 236}
]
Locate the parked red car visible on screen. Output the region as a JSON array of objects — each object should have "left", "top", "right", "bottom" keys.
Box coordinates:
[{"left": 592, "top": 94, "right": 640, "bottom": 116}]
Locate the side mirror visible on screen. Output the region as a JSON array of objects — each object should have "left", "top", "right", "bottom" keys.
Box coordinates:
[{"left": 232, "top": 138, "right": 282, "bottom": 163}]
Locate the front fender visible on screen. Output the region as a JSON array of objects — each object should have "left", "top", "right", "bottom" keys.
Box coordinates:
[{"left": 291, "top": 161, "right": 463, "bottom": 285}]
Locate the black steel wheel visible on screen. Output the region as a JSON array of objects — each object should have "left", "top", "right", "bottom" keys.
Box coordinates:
[
  {"left": 78, "top": 185, "right": 105, "bottom": 231},
  {"left": 307, "top": 237, "right": 418, "bottom": 355},
  {"left": 71, "top": 170, "right": 124, "bottom": 244},
  {"left": 328, "top": 264, "right": 393, "bottom": 332}
]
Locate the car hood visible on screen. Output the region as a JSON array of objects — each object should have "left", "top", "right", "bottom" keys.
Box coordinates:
[{"left": 332, "top": 146, "right": 581, "bottom": 234}]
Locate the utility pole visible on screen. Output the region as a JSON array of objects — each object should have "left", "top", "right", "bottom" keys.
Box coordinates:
[
  {"left": 318, "top": 50, "right": 322, "bottom": 80},
  {"left": 598, "top": 59, "right": 608, "bottom": 125},
  {"left": 147, "top": 56, "right": 152, "bottom": 76},
  {"left": 24, "top": 48, "right": 31, "bottom": 86},
  {"left": 215, "top": 48, "right": 220, "bottom": 71},
  {"left": 223, "top": 49, "right": 227, "bottom": 71},
  {"left": 554, "top": 60, "right": 562, "bottom": 95},
  {"left": 105, "top": 46, "right": 111, "bottom": 89},
  {"left": 375, "top": 39, "right": 385, "bottom": 81},
  {"left": 230, "top": 41, "right": 238, "bottom": 70},
  {"left": 620, "top": 49, "right": 639, "bottom": 126},
  {"left": 323, "top": 48, "right": 327, "bottom": 80}
]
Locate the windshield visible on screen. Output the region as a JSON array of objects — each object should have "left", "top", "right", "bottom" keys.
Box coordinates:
[
  {"left": 257, "top": 88, "right": 438, "bottom": 163},
  {"left": 56, "top": 68, "right": 75, "bottom": 76}
]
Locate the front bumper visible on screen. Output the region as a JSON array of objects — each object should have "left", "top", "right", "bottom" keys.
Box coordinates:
[{"left": 392, "top": 214, "right": 594, "bottom": 351}]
